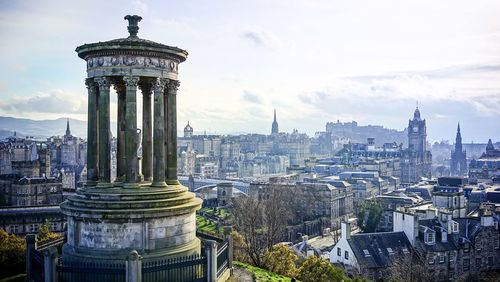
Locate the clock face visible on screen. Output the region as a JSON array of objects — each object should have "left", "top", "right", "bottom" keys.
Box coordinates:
[{"left": 413, "top": 126, "right": 418, "bottom": 132}]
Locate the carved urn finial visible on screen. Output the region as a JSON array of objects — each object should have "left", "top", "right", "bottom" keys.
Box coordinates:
[{"left": 124, "top": 15, "right": 143, "bottom": 38}]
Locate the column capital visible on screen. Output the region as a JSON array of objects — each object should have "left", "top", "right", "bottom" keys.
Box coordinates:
[
  {"left": 85, "top": 78, "right": 97, "bottom": 89},
  {"left": 166, "top": 79, "right": 180, "bottom": 95},
  {"left": 95, "top": 77, "right": 112, "bottom": 90},
  {"left": 113, "top": 82, "right": 126, "bottom": 94},
  {"left": 152, "top": 78, "right": 168, "bottom": 93},
  {"left": 123, "top": 76, "right": 140, "bottom": 88}
]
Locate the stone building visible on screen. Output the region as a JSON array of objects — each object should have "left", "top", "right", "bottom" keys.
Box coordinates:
[
  {"left": 329, "top": 220, "right": 414, "bottom": 280},
  {"left": 0, "top": 175, "right": 63, "bottom": 206},
  {"left": 393, "top": 202, "right": 500, "bottom": 281},
  {"left": 400, "top": 107, "right": 432, "bottom": 185},
  {"left": 0, "top": 205, "right": 65, "bottom": 235},
  {"left": 450, "top": 124, "right": 467, "bottom": 176},
  {"left": 249, "top": 180, "right": 353, "bottom": 240},
  {"left": 468, "top": 139, "right": 500, "bottom": 184},
  {"left": 431, "top": 177, "right": 467, "bottom": 218}
]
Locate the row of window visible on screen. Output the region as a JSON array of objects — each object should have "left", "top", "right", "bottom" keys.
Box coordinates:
[
  {"left": 337, "top": 247, "right": 349, "bottom": 259},
  {"left": 6, "top": 223, "right": 60, "bottom": 234}
]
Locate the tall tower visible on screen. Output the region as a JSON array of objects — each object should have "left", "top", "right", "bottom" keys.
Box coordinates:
[
  {"left": 60, "top": 15, "right": 202, "bottom": 267},
  {"left": 450, "top": 123, "right": 467, "bottom": 176},
  {"left": 271, "top": 109, "right": 279, "bottom": 135},
  {"left": 184, "top": 121, "right": 193, "bottom": 138},
  {"left": 65, "top": 118, "right": 71, "bottom": 137},
  {"left": 408, "top": 106, "right": 427, "bottom": 154}
]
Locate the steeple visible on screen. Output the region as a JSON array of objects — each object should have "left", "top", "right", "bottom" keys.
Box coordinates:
[
  {"left": 65, "top": 118, "right": 71, "bottom": 136},
  {"left": 271, "top": 109, "right": 279, "bottom": 135},
  {"left": 455, "top": 122, "right": 462, "bottom": 152}
]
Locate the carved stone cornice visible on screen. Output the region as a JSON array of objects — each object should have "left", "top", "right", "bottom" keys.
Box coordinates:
[
  {"left": 166, "top": 80, "right": 180, "bottom": 95},
  {"left": 86, "top": 55, "right": 178, "bottom": 73},
  {"left": 94, "top": 77, "right": 111, "bottom": 91},
  {"left": 123, "top": 76, "right": 140, "bottom": 88}
]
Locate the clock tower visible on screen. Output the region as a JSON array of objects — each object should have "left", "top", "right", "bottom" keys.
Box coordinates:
[{"left": 408, "top": 106, "right": 426, "bottom": 154}]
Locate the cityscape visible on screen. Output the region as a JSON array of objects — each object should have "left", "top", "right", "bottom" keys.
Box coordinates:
[{"left": 1, "top": 1, "right": 500, "bottom": 282}]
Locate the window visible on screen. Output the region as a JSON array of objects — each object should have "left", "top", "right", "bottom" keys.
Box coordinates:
[
  {"left": 463, "top": 258, "right": 470, "bottom": 271},
  {"left": 51, "top": 223, "right": 58, "bottom": 231},
  {"left": 438, "top": 253, "right": 445, "bottom": 263},
  {"left": 424, "top": 231, "right": 435, "bottom": 245},
  {"left": 495, "top": 238, "right": 499, "bottom": 249},
  {"left": 28, "top": 224, "right": 39, "bottom": 233},
  {"left": 345, "top": 251, "right": 349, "bottom": 259},
  {"left": 475, "top": 258, "right": 481, "bottom": 268},
  {"left": 402, "top": 247, "right": 410, "bottom": 254},
  {"left": 452, "top": 222, "right": 459, "bottom": 233},
  {"left": 488, "top": 257, "right": 493, "bottom": 266},
  {"left": 476, "top": 241, "right": 482, "bottom": 251},
  {"left": 387, "top": 247, "right": 394, "bottom": 255},
  {"left": 9, "top": 225, "right": 19, "bottom": 234},
  {"left": 464, "top": 243, "right": 470, "bottom": 253},
  {"left": 337, "top": 247, "right": 341, "bottom": 256},
  {"left": 363, "top": 249, "right": 371, "bottom": 257}
]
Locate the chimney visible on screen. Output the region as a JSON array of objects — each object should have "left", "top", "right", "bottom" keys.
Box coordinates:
[
  {"left": 341, "top": 221, "right": 351, "bottom": 240},
  {"left": 441, "top": 230, "right": 448, "bottom": 243}
]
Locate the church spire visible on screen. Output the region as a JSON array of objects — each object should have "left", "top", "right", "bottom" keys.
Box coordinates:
[
  {"left": 271, "top": 109, "right": 279, "bottom": 135},
  {"left": 65, "top": 118, "right": 71, "bottom": 136}
]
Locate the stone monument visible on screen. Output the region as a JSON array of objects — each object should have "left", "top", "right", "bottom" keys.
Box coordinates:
[{"left": 60, "top": 15, "right": 202, "bottom": 264}]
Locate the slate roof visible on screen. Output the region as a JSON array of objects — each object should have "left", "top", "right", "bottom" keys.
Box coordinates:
[{"left": 348, "top": 231, "right": 413, "bottom": 269}]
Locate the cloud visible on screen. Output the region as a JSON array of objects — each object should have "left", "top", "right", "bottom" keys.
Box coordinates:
[
  {"left": 0, "top": 90, "right": 86, "bottom": 115},
  {"left": 132, "top": 0, "right": 149, "bottom": 14},
  {"left": 242, "top": 90, "right": 262, "bottom": 104},
  {"left": 242, "top": 29, "right": 281, "bottom": 49}
]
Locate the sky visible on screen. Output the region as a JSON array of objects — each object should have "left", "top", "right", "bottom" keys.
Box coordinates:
[{"left": 0, "top": 0, "right": 499, "bottom": 143}]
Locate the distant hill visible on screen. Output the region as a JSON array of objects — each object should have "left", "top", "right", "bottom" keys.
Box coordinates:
[{"left": 0, "top": 116, "right": 88, "bottom": 139}]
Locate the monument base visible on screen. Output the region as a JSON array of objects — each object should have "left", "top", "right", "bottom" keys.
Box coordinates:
[{"left": 60, "top": 183, "right": 202, "bottom": 264}]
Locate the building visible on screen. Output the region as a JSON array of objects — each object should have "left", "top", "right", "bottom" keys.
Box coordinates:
[
  {"left": 468, "top": 139, "right": 500, "bottom": 184},
  {"left": 249, "top": 181, "right": 353, "bottom": 240},
  {"left": 0, "top": 175, "right": 63, "bottom": 206},
  {"left": 432, "top": 177, "right": 467, "bottom": 218},
  {"left": 394, "top": 202, "right": 500, "bottom": 281},
  {"left": 329, "top": 220, "right": 414, "bottom": 280},
  {"left": 450, "top": 124, "right": 467, "bottom": 176},
  {"left": 400, "top": 107, "right": 432, "bottom": 185},
  {"left": 0, "top": 205, "right": 65, "bottom": 235}
]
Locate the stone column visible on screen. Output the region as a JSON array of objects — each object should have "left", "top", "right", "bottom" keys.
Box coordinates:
[
  {"left": 114, "top": 82, "right": 126, "bottom": 183},
  {"left": 166, "top": 80, "right": 180, "bottom": 185},
  {"left": 25, "top": 234, "right": 36, "bottom": 281},
  {"left": 224, "top": 226, "right": 234, "bottom": 270},
  {"left": 85, "top": 78, "right": 99, "bottom": 186},
  {"left": 139, "top": 82, "right": 153, "bottom": 182},
  {"left": 126, "top": 250, "right": 142, "bottom": 282},
  {"left": 95, "top": 77, "right": 112, "bottom": 187},
  {"left": 43, "top": 246, "right": 58, "bottom": 282},
  {"left": 123, "top": 76, "right": 140, "bottom": 188},
  {"left": 205, "top": 240, "right": 217, "bottom": 282},
  {"left": 152, "top": 78, "right": 167, "bottom": 187}
]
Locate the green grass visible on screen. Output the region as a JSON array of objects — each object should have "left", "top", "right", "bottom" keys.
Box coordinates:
[
  {"left": 196, "top": 215, "right": 222, "bottom": 233},
  {"left": 234, "top": 261, "right": 293, "bottom": 282}
]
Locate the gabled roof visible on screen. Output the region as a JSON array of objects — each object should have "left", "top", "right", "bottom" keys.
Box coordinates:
[{"left": 348, "top": 231, "right": 413, "bottom": 269}]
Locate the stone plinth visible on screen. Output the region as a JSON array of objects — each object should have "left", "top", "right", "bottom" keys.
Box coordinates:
[{"left": 61, "top": 184, "right": 202, "bottom": 263}]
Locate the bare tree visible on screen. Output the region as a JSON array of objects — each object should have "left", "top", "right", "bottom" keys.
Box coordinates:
[
  {"left": 385, "top": 252, "right": 434, "bottom": 282},
  {"left": 232, "top": 186, "right": 293, "bottom": 267}
]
